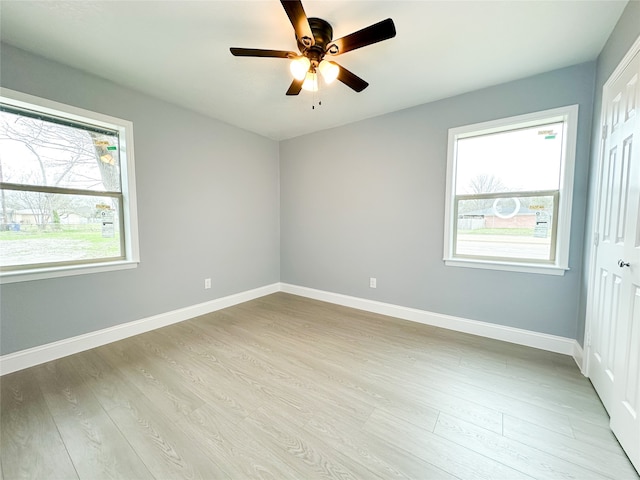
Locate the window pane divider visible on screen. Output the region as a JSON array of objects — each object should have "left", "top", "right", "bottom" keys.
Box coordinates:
[{"left": 0, "top": 182, "right": 122, "bottom": 198}]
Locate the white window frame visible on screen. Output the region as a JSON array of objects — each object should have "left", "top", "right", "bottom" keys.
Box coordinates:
[
  {"left": 443, "top": 105, "right": 579, "bottom": 276},
  {"left": 0, "top": 88, "right": 140, "bottom": 283}
]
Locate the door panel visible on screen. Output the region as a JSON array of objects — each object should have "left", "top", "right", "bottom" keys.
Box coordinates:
[
  {"left": 591, "top": 267, "right": 620, "bottom": 409},
  {"left": 615, "top": 137, "right": 631, "bottom": 242},
  {"left": 588, "top": 41, "right": 639, "bottom": 473},
  {"left": 611, "top": 282, "right": 640, "bottom": 471},
  {"left": 623, "top": 287, "right": 640, "bottom": 412},
  {"left": 590, "top": 114, "right": 628, "bottom": 411}
]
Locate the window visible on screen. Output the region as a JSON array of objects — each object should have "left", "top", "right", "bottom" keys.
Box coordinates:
[
  {"left": 443, "top": 105, "right": 578, "bottom": 275},
  {"left": 0, "top": 88, "right": 139, "bottom": 283}
]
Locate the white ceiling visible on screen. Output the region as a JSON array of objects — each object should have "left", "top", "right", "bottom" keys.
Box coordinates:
[{"left": 0, "top": 1, "right": 628, "bottom": 140}]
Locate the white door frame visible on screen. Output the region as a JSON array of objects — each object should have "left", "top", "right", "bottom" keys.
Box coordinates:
[{"left": 584, "top": 34, "right": 640, "bottom": 378}]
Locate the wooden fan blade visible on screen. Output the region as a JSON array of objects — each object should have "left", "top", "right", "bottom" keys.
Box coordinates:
[
  {"left": 286, "top": 78, "right": 304, "bottom": 96},
  {"left": 335, "top": 64, "right": 369, "bottom": 92},
  {"left": 280, "top": 0, "right": 315, "bottom": 47},
  {"left": 327, "top": 18, "right": 396, "bottom": 56},
  {"left": 230, "top": 48, "right": 296, "bottom": 58}
]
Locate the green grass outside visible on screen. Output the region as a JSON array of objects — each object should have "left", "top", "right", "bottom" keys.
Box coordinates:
[
  {"left": 0, "top": 225, "right": 121, "bottom": 261},
  {"left": 0, "top": 224, "right": 104, "bottom": 240}
]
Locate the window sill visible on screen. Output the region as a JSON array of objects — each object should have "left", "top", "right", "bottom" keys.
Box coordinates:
[
  {"left": 444, "top": 258, "right": 568, "bottom": 276},
  {"left": 0, "top": 260, "right": 139, "bottom": 284}
]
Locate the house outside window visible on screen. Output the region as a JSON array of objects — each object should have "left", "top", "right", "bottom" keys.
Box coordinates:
[
  {"left": 0, "top": 89, "right": 139, "bottom": 283},
  {"left": 443, "top": 105, "right": 579, "bottom": 275}
]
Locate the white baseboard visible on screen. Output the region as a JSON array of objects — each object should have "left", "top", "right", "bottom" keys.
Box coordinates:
[
  {"left": 1, "top": 281, "right": 583, "bottom": 375},
  {"left": 280, "top": 283, "right": 580, "bottom": 358},
  {"left": 0, "top": 283, "right": 279, "bottom": 376},
  {"left": 573, "top": 342, "right": 586, "bottom": 375}
]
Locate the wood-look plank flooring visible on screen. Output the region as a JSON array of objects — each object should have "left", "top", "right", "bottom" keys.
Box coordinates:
[{"left": 1, "top": 292, "right": 638, "bottom": 479}]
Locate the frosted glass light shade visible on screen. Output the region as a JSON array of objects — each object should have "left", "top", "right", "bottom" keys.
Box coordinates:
[
  {"left": 301, "top": 72, "right": 318, "bottom": 92},
  {"left": 290, "top": 57, "right": 311, "bottom": 80},
  {"left": 318, "top": 60, "right": 339, "bottom": 84}
]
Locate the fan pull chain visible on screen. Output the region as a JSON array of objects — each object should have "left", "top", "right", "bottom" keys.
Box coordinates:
[
  {"left": 312, "top": 78, "right": 322, "bottom": 110},
  {"left": 312, "top": 82, "right": 317, "bottom": 109}
]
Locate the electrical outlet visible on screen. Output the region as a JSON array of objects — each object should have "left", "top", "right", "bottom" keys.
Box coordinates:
[
  {"left": 370, "top": 277, "right": 377, "bottom": 288},
  {"left": 204, "top": 278, "right": 211, "bottom": 289}
]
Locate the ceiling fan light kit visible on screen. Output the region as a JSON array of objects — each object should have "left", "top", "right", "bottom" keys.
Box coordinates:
[
  {"left": 318, "top": 60, "right": 339, "bottom": 84},
  {"left": 230, "top": 0, "right": 396, "bottom": 96},
  {"left": 290, "top": 56, "right": 311, "bottom": 80},
  {"left": 301, "top": 72, "right": 318, "bottom": 92}
]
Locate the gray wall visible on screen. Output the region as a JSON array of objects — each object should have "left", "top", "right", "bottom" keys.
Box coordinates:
[
  {"left": 0, "top": 44, "right": 280, "bottom": 355},
  {"left": 578, "top": 1, "right": 640, "bottom": 345},
  {"left": 2, "top": 3, "right": 636, "bottom": 355},
  {"left": 280, "top": 62, "right": 596, "bottom": 339}
]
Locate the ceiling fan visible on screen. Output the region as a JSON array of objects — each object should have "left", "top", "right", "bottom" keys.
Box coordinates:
[{"left": 230, "top": 0, "right": 396, "bottom": 95}]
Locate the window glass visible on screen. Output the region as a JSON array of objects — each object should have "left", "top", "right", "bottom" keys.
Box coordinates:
[
  {"left": 455, "top": 122, "right": 564, "bottom": 194},
  {"left": 0, "top": 108, "right": 122, "bottom": 192},
  {"left": 1, "top": 191, "right": 122, "bottom": 267},
  {"left": 0, "top": 89, "right": 138, "bottom": 281},
  {"left": 454, "top": 192, "right": 557, "bottom": 262},
  {"left": 444, "top": 106, "right": 578, "bottom": 275}
]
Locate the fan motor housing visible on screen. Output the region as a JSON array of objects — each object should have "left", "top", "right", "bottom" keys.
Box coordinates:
[{"left": 297, "top": 17, "right": 334, "bottom": 66}]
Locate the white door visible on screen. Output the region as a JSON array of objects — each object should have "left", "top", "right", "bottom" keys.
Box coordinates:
[{"left": 587, "top": 37, "right": 640, "bottom": 473}]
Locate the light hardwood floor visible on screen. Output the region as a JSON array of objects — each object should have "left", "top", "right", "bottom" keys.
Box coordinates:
[{"left": 1, "top": 292, "right": 638, "bottom": 479}]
